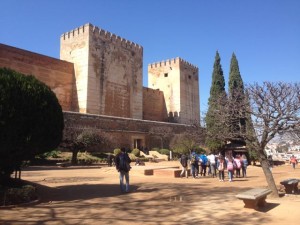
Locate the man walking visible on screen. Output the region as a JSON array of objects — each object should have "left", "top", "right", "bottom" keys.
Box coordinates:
[
  {"left": 115, "top": 147, "right": 131, "bottom": 193},
  {"left": 180, "top": 154, "right": 189, "bottom": 178}
]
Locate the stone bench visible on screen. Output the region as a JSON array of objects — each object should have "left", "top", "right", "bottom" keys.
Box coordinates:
[
  {"left": 153, "top": 169, "right": 182, "bottom": 177},
  {"left": 56, "top": 162, "right": 70, "bottom": 167},
  {"left": 144, "top": 167, "right": 184, "bottom": 177},
  {"left": 280, "top": 179, "right": 299, "bottom": 194},
  {"left": 144, "top": 169, "right": 154, "bottom": 175},
  {"left": 236, "top": 188, "right": 272, "bottom": 209}
]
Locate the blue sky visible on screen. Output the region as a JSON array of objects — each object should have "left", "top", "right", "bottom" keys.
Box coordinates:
[{"left": 1, "top": 0, "right": 299, "bottom": 115}]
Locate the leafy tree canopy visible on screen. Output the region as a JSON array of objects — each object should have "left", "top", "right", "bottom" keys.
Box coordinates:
[{"left": 0, "top": 68, "right": 64, "bottom": 183}]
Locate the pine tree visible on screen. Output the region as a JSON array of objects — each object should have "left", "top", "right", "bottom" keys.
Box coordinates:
[{"left": 205, "top": 51, "right": 227, "bottom": 152}]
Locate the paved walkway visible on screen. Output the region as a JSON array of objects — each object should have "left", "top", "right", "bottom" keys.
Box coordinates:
[{"left": 1, "top": 161, "right": 300, "bottom": 225}]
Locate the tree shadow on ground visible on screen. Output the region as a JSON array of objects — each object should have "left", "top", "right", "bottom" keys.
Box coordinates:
[
  {"left": 0, "top": 181, "right": 278, "bottom": 225},
  {"left": 33, "top": 182, "right": 142, "bottom": 203},
  {"left": 22, "top": 165, "right": 102, "bottom": 171}
]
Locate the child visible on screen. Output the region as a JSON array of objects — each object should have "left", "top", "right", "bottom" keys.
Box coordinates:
[
  {"left": 226, "top": 157, "right": 236, "bottom": 182},
  {"left": 217, "top": 156, "right": 226, "bottom": 182}
]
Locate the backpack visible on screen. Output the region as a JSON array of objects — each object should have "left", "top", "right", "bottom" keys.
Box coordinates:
[
  {"left": 227, "top": 161, "right": 234, "bottom": 171},
  {"left": 235, "top": 159, "right": 241, "bottom": 169},
  {"left": 190, "top": 155, "right": 197, "bottom": 164},
  {"left": 118, "top": 153, "right": 131, "bottom": 172},
  {"left": 181, "top": 155, "right": 188, "bottom": 167},
  {"left": 201, "top": 156, "right": 208, "bottom": 166},
  {"left": 218, "top": 161, "right": 224, "bottom": 171}
]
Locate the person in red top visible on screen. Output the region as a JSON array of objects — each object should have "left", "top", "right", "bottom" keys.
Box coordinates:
[{"left": 290, "top": 155, "right": 298, "bottom": 170}]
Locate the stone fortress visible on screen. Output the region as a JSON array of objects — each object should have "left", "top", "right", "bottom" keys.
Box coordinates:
[{"left": 0, "top": 23, "right": 201, "bottom": 150}]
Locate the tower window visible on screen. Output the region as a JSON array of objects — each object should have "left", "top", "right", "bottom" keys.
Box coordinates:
[
  {"left": 188, "top": 75, "right": 191, "bottom": 79},
  {"left": 164, "top": 73, "right": 168, "bottom": 77}
]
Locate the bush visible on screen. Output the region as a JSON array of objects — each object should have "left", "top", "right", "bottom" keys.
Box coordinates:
[
  {"left": 37, "top": 150, "right": 61, "bottom": 159},
  {"left": 114, "top": 148, "right": 121, "bottom": 155},
  {"left": 159, "top": 149, "right": 170, "bottom": 155},
  {"left": 131, "top": 148, "right": 140, "bottom": 156},
  {"left": 0, "top": 68, "right": 64, "bottom": 184},
  {"left": 77, "top": 152, "right": 101, "bottom": 164},
  {"left": 1, "top": 185, "right": 37, "bottom": 206},
  {"left": 151, "top": 148, "right": 160, "bottom": 152},
  {"left": 128, "top": 153, "right": 136, "bottom": 161}
]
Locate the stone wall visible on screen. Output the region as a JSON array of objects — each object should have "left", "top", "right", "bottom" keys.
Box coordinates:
[
  {"left": 63, "top": 111, "right": 200, "bottom": 151},
  {"left": 0, "top": 43, "right": 75, "bottom": 111},
  {"left": 142, "top": 87, "right": 168, "bottom": 122}
]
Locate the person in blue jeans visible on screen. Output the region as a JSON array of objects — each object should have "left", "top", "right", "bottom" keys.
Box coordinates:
[
  {"left": 241, "top": 154, "right": 248, "bottom": 177},
  {"left": 226, "top": 157, "right": 236, "bottom": 182},
  {"left": 115, "top": 147, "right": 131, "bottom": 193},
  {"left": 190, "top": 151, "right": 199, "bottom": 178}
]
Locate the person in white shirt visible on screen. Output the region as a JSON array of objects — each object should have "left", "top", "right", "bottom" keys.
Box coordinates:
[{"left": 207, "top": 153, "right": 216, "bottom": 178}]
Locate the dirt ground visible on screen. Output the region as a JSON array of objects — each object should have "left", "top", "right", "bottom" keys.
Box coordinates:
[{"left": 0, "top": 161, "right": 300, "bottom": 225}]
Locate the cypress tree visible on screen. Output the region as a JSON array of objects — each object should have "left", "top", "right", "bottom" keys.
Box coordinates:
[
  {"left": 228, "top": 53, "right": 246, "bottom": 140},
  {"left": 228, "top": 53, "right": 244, "bottom": 99},
  {"left": 205, "top": 51, "right": 227, "bottom": 152}
]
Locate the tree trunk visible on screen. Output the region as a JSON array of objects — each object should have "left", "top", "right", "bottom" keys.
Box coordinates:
[
  {"left": 259, "top": 155, "right": 279, "bottom": 198},
  {"left": 71, "top": 150, "right": 79, "bottom": 165}
]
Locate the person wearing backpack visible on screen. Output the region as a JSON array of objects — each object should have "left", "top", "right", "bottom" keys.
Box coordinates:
[
  {"left": 241, "top": 154, "right": 248, "bottom": 177},
  {"left": 216, "top": 155, "right": 226, "bottom": 182},
  {"left": 189, "top": 151, "right": 198, "bottom": 178},
  {"left": 226, "top": 156, "right": 236, "bottom": 182},
  {"left": 115, "top": 147, "right": 132, "bottom": 193},
  {"left": 180, "top": 154, "right": 189, "bottom": 178},
  {"left": 234, "top": 155, "right": 242, "bottom": 178},
  {"left": 199, "top": 154, "right": 208, "bottom": 176}
]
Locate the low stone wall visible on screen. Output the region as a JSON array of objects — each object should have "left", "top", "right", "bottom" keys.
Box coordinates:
[{"left": 63, "top": 111, "right": 203, "bottom": 151}]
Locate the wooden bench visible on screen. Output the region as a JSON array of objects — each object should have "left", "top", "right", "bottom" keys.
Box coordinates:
[
  {"left": 236, "top": 188, "right": 272, "bottom": 209},
  {"left": 280, "top": 179, "right": 299, "bottom": 194}
]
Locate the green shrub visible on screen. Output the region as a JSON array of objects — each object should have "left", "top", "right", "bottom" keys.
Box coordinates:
[
  {"left": 151, "top": 148, "right": 160, "bottom": 152},
  {"left": 159, "top": 149, "right": 170, "bottom": 155},
  {"left": 128, "top": 153, "right": 136, "bottom": 161},
  {"left": 114, "top": 148, "right": 121, "bottom": 155},
  {"left": 39, "top": 150, "right": 61, "bottom": 159},
  {"left": 77, "top": 152, "right": 101, "bottom": 164},
  {"left": 131, "top": 148, "right": 140, "bottom": 156},
  {"left": 2, "top": 185, "right": 37, "bottom": 206}
]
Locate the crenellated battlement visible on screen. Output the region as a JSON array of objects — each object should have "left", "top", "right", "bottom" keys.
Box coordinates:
[
  {"left": 61, "top": 23, "right": 90, "bottom": 39},
  {"left": 148, "top": 57, "right": 198, "bottom": 71},
  {"left": 61, "top": 23, "right": 143, "bottom": 52}
]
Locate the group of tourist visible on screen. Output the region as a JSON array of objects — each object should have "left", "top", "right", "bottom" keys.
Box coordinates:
[
  {"left": 114, "top": 148, "right": 298, "bottom": 194},
  {"left": 179, "top": 152, "right": 249, "bottom": 182}
]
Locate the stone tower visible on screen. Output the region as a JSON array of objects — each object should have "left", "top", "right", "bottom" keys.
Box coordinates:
[
  {"left": 148, "top": 57, "right": 200, "bottom": 125},
  {"left": 60, "top": 23, "right": 143, "bottom": 119}
]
